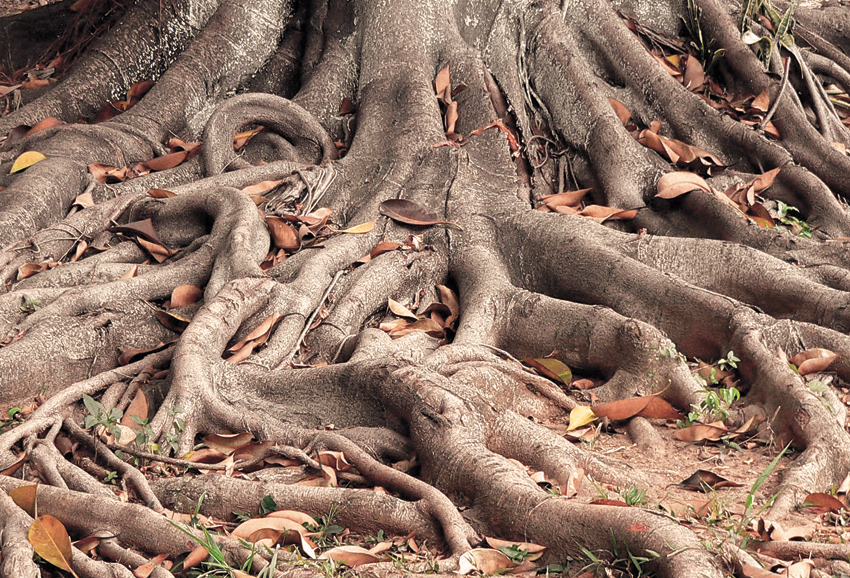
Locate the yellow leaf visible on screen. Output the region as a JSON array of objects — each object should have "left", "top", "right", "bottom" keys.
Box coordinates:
[
  {"left": 11, "top": 151, "right": 47, "bottom": 173},
  {"left": 525, "top": 358, "right": 572, "bottom": 384},
  {"left": 10, "top": 484, "right": 38, "bottom": 517},
  {"left": 28, "top": 515, "right": 79, "bottom": 577},
  {"left": 567, "top": 405, "right": 597, "bottom": 431},
  {"left": 340, "top": 221, "right": 375, "bottom": 234}
]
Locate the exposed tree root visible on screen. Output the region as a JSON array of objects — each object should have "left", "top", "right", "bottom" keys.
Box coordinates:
[{"left": 1, "top": 0, "right": 850, "bottom": 576}]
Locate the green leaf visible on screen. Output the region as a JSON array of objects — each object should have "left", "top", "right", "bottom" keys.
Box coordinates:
[{"left": 82, "top": 394, "right": 102, "bottom": 418}]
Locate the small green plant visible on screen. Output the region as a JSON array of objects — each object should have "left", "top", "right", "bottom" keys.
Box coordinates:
[
  {"left": 259, "top": 495, "right": 277, "bottom": 516},
  {"left": 736, "top": 443, "right": 791, "bottom": 541},
  {"left": 618, "top": 486, "right": 648, "bottom": 507},
  {"left": 170, "top": 521, "right": 251, "bottom": 578},
  {"left": 129, "top": 415, "right": 157, "bottom": 452},
  {"left": 19, "top": 294, "right": 41, "bottom": 313},
  {"left": 82, "top": 394, "right": 123, "bottom": 439},
  {"left": 681, "top": 0, "right": 726, "bottom": 75},
  {"left": 498, "top": 544, "right": 533, "bottom": 564},
  {"left": 776, "top": 202, "right": 812, "bottom": 238},
  {"left": 103, "top": 470, "right": 118, "bottom": 484},
  {"left": 164, "top": 406, "right": 186, "bottom": 454},
  {"left": 579, "top": 533, "right": 659, "bottom": 578},
  {"left": 305, "top": 502, "right": 345, "bottom": 547}
]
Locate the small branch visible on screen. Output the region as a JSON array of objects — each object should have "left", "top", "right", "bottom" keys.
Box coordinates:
[
  {"left": 282, "top": 269, "right": 345, "bottom": 366},
  {"left": 760, "top": 56, "right": 791, "bottom": 131}
]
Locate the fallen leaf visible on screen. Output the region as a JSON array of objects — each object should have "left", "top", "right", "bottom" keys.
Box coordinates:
[
  {"left": 148, "top": 188, "right": 177, "bottom": 198},
  {"left": 266, "top": 510, "right": 317, "bottom": 527},
  {"left": 266, "top": 217, "right": 300, "bottom": 251},
  {"left": 790, "top": 348, "right": 837, "bottom": 375},
  {"left": 10, "top": 483, "right": 37, "bottom": 517},
  {"left": 11, "top": 151, "right": 47, "bottom": 173},
  {"left": 577, "top": 205, "right": 638, "bottom": 221},
  {"left": 17, "top": 262, "right": 49, "bottom": 280},
  {"left": 608, "top": 98, "right": 631, "bottom": 124},
  {"left": 802, "top": 492, "right": 846, "bottom": 513},
  {"left": 108, "top": 219, "right": 164, "bottom": 245},
  {"left": 540, "top": 189, "right": 591, "bottom": 208},
  {"left": 339, "top": 221, "right": 374, "bottom": 234},
  {"left": 435, "top": 65, "right": 451, "bottom": 101},
  {"left": 676, "top": 470, "right": 742, "bottom": 491},
  {"left": 458, "top": 548, "right": 517, "bottom": 574},
  {"left": 567, "top": 405, "right": 597, "bottom": 431},
  {"left": 524, "top": 358, "right": 572, "bottom": 384},
  {"left": 202, "top": 433, "right": 254, "bottom": 455},
  {"left": 379, "top": 199, "right": 461, "bottom": 228},
  {"left": 170, "top": 285, "right": 202, "bottom": 308},
  {"left": 28, "top": 515, "right": 78, "bottom": 577},
  {"left": 155, "top": 310, "right": 190, "bottom": 333},
  {"left": 120, "top": 390, "right": 148, "bottom": 429},
  {"left": 656, "top": 171, "right": 712, "bottom": 199},
  {"left": 740, "top": 564, "right": 781, "bottom": 577},
  {"left": 132, "top": 553, "right": 169, "bottom": 578},
  {"left": 673, "top": 422, "right": 729, "bottom": 442},
  {"left": 388, "top": 298, "right": 418, "bottom": 320},
  {"left": 181, "top": 545, "right": 209, "bottom": 571},
  {"left": 319, "top": 545, "right": 380, "bottom": 567},
  {"left": 137, "top": 238, "right": 172, "bottom": 262},
  {"left": 592, "top": 395, "right": 682, "bottom": 421}
]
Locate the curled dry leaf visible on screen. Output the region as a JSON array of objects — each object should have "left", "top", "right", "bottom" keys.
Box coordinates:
[
  {"left": 138, "top": 237, "right": 172, "bottom": 263},
  {"left": 120, "top": 389, "right": 148, "bottom": 429},
  {"left": 790, "top": 348, "right": 837, "bottom": 375},
  {"left": 202, "top": 432, "right": 254, "bottom": 454},
  {"left": 148, "top": 188, "right": 177, "bottom": 198},
  {"left": 17, "top": 262, "right": 50, "bottom": 280},
  {"left": 266, "top": 217, "right": 300, "bottom": 251},
  {"left": 181, "top": 545, "right": 209, "bottom": 571},
  {"left": 656, "top": 171, "right": 712, "bottom": 199},
  {"left": 388, "top": 298, "right": 418, "bottom": 320},
  {"left": 608, "top": 98, "right": 632, "bottom": 124},
  {"left": 802, "top": 492, "right": 846, "bottom": 513},
  {"left": 266, "top": 510, "right": 317, "bottom": 527}
]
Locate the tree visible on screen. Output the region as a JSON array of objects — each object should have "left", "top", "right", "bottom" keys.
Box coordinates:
[{"left": 0, "top": 0, "right": 849, "bottom": 575}]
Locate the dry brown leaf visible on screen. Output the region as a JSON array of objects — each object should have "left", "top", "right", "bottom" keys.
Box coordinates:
[
  {"left": 17, "top": 262, "right": 49, "bottom": 280},
  {"left": 266, "top": 217, "right": 300, "bottom": 251},
  {"left": 541, "top": 189, "right": 591, "bottom": 208},
  {"left": 656, "top": 171, "right": 712, "bottom": 199},
  {"left": 379, "top": 199, "right": 461, "bottom": 228},
  {"left": 790, "top": 348, "right": 837, "bottom": 375},
  {"left": 802, "top": 492, "right": 846, "bottom": 513},
  {"left": 592, "top": 395, "right": 681, "bottom": 421},
  {"left": 676, "top": 470, "right": 743, "bottom": 491},
  {"left": 120, "top": 264, "right": 139, "bottom": 280},
  {"left": 170, "top": 285, "right": 202, "bottom": 308},
  {"left": 266, "top": 510, "right": 317, "bottom": 526},
  {"left": 320, "top": 545, "right": 380, "bottom": 567},
  {"left": 182, "top": 545, "right": 209, "bottom": 571},
  {"left": 608, "top": 98, "right": 631, "bottom": 124},
  {"left": 202, "top": 432, "right": 253, "bottom": 454},
  {"left": 673, "top": 422, "right": 728, "bottom": 442},
  {"left": 242, "top": 180, "right": 283, "bottom": 196},
  {"left": 388, "top": 298, "right": 418, "bottom": 320},
  {"left": 120, "top": 389, "right": 148, "bottom": 429}
]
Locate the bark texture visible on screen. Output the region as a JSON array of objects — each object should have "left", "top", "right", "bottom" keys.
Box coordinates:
[{"left": 0, "top": 0, "right": 849, "bottom": 576}]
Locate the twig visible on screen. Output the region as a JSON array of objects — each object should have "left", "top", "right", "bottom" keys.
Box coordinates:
[
  {"left": 282, "top": 269, "right": 345, "bottom": 365},
  {"left": 760, "top": 56, "right": 791, "bottom": 131}
]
